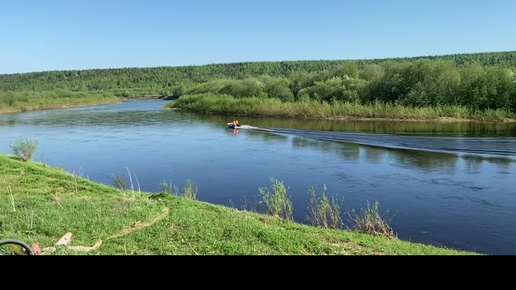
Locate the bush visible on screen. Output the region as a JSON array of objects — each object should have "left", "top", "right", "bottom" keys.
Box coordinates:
[
  {"left": 305, "top": 185, "right": 343, "bottom": 229},
  {"left": 10, "top": 137, "right": 38, "bottom": 162},
  {"left": 160, "top": 180, "right": 179, "bottom": 195},
  {"left": 160, "top": 179, "right": 197, "bottom": 200},
  {"left": 346, "top": 200, "right": 395, "bottom": 237},
  {"left": 182, "top": 179, "right": 197, "bottom": 200},
  {"left": 258, "top": 178, "right": 293, "bottom": 221}
]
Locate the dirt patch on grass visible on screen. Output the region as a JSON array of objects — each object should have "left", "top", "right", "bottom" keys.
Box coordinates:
[{"left": 108, "top": 207, "right": 170, "bottom": 239}]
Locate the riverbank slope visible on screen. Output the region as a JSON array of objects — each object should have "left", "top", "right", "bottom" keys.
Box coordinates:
[{"left": 0, "top": 153, "right": 479, "bottom": 255}]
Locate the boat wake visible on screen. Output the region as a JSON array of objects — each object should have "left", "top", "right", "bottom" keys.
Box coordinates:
[
  {"left": 252, "top": 127, "right": 516, "bottom": 159},
  {"left": 227, "top": 123, "right": 273, "bottom": 132},
  {"left": 239, "top": 125, "right": 274, "bottom": 132}
]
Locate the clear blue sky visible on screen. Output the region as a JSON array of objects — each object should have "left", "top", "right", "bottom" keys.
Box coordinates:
[{"left": 1, "top": 0, "right": 515, "bottom": 74}]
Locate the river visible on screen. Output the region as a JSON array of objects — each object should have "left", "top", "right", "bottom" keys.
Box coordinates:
[{"left": 1, "top": 100, "right": 515, "bottom": 255}]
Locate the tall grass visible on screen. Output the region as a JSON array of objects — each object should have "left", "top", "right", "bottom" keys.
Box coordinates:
[
  {"left": 0, "top": 90, "right": 120, "bottom": 114},
  {"left": 257, "top": 178, "right": 394, "bottom": 237},
  {"left": 7, "top": 184, "right": 15, "bottom": 212},
  {"left": 305, "top": 185, "right": 342, "bottom": 229},
  {"left": 112, "top": 174, "right": 128, "bottom": 191},
  {"left": 160, "top": 179, "right": 197, "bottom": 200},
  {"left": 124, "top": 174, "right": 394, "bottom": 237},
  {"left": 258, "top": 177, "right": 293, "bottom": 221},
  {"left": 167, "top": 93, "right": 516, "bottom": 122},
  {"left": 160, "top": 180, "right": 179, "bottom": 195},
  {"left": 111, "top": 168, "right": 141, "bottom": 192},
  {"left": 182, "top": 179, "right": 198, "bottom": 200},
  {"left": 347, "top": 200, "right": 395, "bottom": 237}
]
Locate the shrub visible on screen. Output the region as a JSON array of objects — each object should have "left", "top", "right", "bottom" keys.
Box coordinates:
[
  {"left": 182, "top": 179, "right": 197, "bottom": 200},
  {"left": 112, "top": 174, "right": 127, "bottom": 190},
  {"left": 111, "top": 168, "right": 141, "bottom": 192},
  {"left": 258, "top": 178, "right": 293, "bottom": 221},
  {"left": 305, "top": 185, "right": 343, "bottom": 229},
  {"left": 9, "top": 137, "right": 38, "bottom": 162},
  {"left": 346, "top": 200, "right": 395, "bottom": 237},
  {"left": 159, "top": 179, "right": 197, "bottom": 199},
  {"left": 160, "top": 180, "right": 179, "bottom": 195}
]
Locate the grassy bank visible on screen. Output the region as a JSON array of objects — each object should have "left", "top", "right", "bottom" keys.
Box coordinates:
[
  {"left": 0, "top": 90, "right": 121, "bottom": 114},
  {"left": 0, "top": 153, "right": 479, "bottom": 255},
  {"left": 3, "top": 90, "right": 515, "bottom": 123},
  {"left": 166, "top": 93, "right": 516, "bottom": 123}
]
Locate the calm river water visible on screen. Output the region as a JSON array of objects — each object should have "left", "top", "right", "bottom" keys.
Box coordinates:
[{"left": 1, "top": 100, "right": 516, "bottom": 255}]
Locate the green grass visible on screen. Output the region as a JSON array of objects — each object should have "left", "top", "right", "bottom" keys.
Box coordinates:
[
  {"left": 0, "top": 154, "right": 480, "bottom": 255},
  {"left": 166, "top": 93, "right": 516, "bottom": 123},
  {"left": 0, "top": 90, "right": 120, "bottom": 114}
]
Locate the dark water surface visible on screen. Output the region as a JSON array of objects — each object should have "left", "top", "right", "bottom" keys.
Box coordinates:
[{"left": 1, "top": 100, "right": 516, "bottom": 255}]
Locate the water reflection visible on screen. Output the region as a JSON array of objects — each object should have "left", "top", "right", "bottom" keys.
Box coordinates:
[
  {"left": 361, "top": 146, "right": 385, "bottom": 164},
  {"left": 291, "top": 136, "right": 361, "bottom": 161},
  {"left": 288, "top": 132, "right": 514, "bottom": 175},
  {"left": 388, "top": 149, "right": 459, "bottom": 174},
  {"left": 197, "top": 113, "right": 516, "bottom": 137},
  {"left": 291, "top": 135, "right": 515, "bottom": 179}
]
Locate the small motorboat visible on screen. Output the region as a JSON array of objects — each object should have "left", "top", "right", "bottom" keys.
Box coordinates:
[
  {"left": 226, "top": 123, "right": 271, "bottom": 132},
  {"left": 227, "top": 122, "right": 241, "bottom": 129}
]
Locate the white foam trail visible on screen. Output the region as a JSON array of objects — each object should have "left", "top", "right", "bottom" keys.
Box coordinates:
[{"left": 234, "top": 124, "right": 273, "bottom": 132}]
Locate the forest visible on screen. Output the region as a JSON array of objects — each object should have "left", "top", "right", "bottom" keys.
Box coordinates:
[{"left": 1, "top": 50, "right": 516, "bottom": 114}]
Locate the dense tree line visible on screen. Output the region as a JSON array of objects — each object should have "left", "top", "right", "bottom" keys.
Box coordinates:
[
  {"left": 181, "top": 59, "right": 516, "bottom": 112},
  {"left": 1, "top": 50, "right": 516, "bottom": 113}
]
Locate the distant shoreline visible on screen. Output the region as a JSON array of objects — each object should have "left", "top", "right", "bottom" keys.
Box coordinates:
[{"left": 3, "top": 97, "right": 516, "bottom": 124}]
